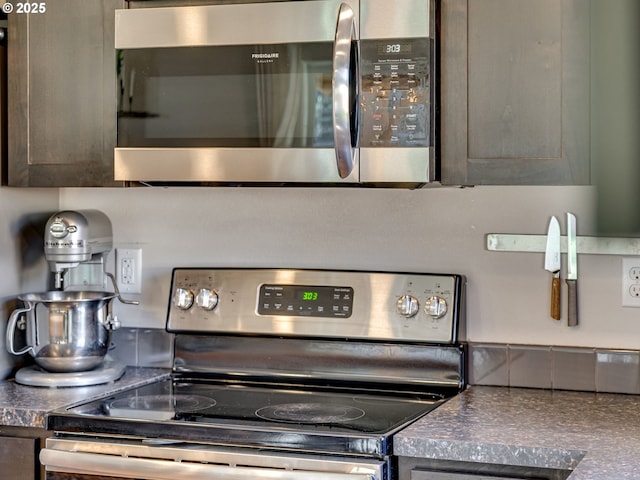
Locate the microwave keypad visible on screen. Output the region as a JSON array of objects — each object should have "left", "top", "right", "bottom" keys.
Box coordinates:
[{"left": 360, "top": 38, "right": 432, "bottom": 147}]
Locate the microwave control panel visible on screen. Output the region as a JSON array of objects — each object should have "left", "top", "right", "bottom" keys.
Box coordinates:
[{"left": 359, "top": 38, "right": 432, "bottom": 148}]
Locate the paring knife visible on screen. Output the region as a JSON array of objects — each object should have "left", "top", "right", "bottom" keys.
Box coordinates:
[
  {"left": 566, "top": 213, "right": 578, "bottom": 326},
  {"left": 544, "top": 216, "right": 561, "bottom": 320}
]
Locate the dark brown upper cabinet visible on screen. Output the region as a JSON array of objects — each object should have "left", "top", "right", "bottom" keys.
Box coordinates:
[
  {"left": 440, "top": 0, "right": 590, "bottom": 185},
  {"left": 7, "top": 0, "right": 123, "bottom": 187}
]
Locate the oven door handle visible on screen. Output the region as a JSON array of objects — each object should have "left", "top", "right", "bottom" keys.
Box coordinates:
[
  {"left": 40, "top": 448, "right": 375, "bottom": 480},
  {"left": 332, "top": 2, "right": 359, "bottom": 179}
]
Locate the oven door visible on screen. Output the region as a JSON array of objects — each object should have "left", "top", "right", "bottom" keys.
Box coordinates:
[
  {"left": 114, "top": 0, "right": 359, "bottom": 184},
  {"left": 41, "top": 436, "right": 384, "bottom": 480}
]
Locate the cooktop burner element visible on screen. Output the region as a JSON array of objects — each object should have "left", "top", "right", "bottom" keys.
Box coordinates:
[
  {"left": 255, "top": 403, "right": 366, "bottom": 424},
  {"left": 108, "top": 394, "right": 216, "bottom": 418}
]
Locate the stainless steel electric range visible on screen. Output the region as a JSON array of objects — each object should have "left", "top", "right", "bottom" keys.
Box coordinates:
[{"left": 42, "top": 268, "right": 466, "bottom": 480}]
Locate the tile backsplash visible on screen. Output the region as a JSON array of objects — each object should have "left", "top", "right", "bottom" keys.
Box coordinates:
[
  {"left": 470, "top": 343, "right": 640, "bottom": 394},
  {"left": 110, "top": 330, "right": 640, "bottom": 395}
]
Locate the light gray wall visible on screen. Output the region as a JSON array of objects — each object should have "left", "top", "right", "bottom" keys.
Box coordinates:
[
  {"left": 60, "top": 184, "right": 640, "bottom": 350},
  {"left": 0, "top": 188, "right": 58, "bottom": 378}
]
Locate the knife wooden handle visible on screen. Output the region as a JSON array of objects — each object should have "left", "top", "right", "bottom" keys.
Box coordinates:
[
  {"left": 566, "top": 279, "right": 578, "bottom": 326},
  {"left": 551, "top": 275, "right": 561, "bottom": 320}
]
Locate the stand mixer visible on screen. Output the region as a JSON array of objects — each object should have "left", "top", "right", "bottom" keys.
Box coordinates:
[
  {"left": 7, "top": 209, "right": 138, "bottom": 387},
  {"left": 45, "top": 210, "right": 113, "bottom": 291},
  {"left": 44, "top": 210, "right": 138, "bottom": 303}
]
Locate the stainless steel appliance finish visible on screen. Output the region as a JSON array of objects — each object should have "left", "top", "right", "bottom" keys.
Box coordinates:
[
  {"left": 168, "top": 268, "right": 460, "bottom": 343},
  {"left": 114, "top": 0, "right": 436, "bottom": 186},
  {"left": 6, "top": 291, "right": 118, "bottom": 373},
  {"left": 43, "top": 209, "right": 139, "bottom": 304},
  {"left": 6, "top": 210, "right": 137, "bottom": 386},
  {"left": 42, "top": 268, "right": 465, "bottom": 479},
  {"left": 44, "top": 210, "right": 113, "bottom": 290},
  {"left": 42, "top": 437, "right": 384, "bottom": 480}
]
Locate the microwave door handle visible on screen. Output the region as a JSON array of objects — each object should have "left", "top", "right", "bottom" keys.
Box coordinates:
[{"left": 332, "top": 3, "right": 358, "bottom": 179}]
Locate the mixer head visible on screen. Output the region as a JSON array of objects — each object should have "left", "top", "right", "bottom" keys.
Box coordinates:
[{"left": 44, "top": 210, "right": 113, "bottom": 289}]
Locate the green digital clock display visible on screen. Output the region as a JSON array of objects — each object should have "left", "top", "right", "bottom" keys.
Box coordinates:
[
  {"left": 258, "top": 284, "right": 353, "bottom": 318},
  {"left": 302, "top": 291, "right": 319, "bottom": 301}
]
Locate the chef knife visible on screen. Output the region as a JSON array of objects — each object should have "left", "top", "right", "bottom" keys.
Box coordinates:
[
  {"left": 566, "top": 212, "right": 578, "bottom": 326},
  {"left": 544, "top": 216, "right": 561, "bottom": 320}
]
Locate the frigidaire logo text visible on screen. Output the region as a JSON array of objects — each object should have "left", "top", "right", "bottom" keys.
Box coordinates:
[{"left": 252, "top": 52, "right": 279, "bottom": 63}]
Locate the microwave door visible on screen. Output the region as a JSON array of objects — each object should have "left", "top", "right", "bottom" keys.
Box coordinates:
[
  {"left": 114, "top": 1, "right": 360, "bottom": 184},
  {"left": 256, "top": 48, "right": 319, "bottom": 149}
]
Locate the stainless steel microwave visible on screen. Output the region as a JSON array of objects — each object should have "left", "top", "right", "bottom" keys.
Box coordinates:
[{"left": 114, "top": 0, "right": 436, "bottom": 187}]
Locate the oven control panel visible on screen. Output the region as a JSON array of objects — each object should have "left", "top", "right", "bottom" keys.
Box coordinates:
[{"left": 167, "top": 268, "right": 464, "bottom": 344}]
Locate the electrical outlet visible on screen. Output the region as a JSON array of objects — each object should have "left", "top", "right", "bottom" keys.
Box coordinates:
[
  {"left": 622, "top": 257, "right": 640, "bottom": 307},
  {"left": 116, "top": 248, "right": 142, "bottom": 294}
]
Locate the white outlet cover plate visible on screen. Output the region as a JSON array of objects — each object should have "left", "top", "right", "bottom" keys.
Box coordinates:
[
  {"left": 622, "top": 257, "right": 640, "bottom": 307},
  {"left": 116, "top": 248, "right": 142, "bottom": 294}
]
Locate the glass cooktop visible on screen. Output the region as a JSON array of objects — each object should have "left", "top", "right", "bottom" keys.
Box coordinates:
[
  {"left": 69, "top": 379, "right": 444, "bottom": 434},
  {"left": 49, "top": 378, "right": 448, "bottom": 455}
]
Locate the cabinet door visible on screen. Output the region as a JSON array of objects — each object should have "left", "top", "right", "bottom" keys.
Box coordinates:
[
  {"left": 0, "top": 435, "right": 38, "bottom": 480},
  {"left": 7, "top": 0, "right": 124, "bottom": 187},
  {"left": 440, "top": 0, "right": 590, "bottom": 185}
]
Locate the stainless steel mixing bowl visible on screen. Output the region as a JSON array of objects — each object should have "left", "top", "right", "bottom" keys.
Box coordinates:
[{"left": 6, "top": 291, "right": 117, "bottom": 373}]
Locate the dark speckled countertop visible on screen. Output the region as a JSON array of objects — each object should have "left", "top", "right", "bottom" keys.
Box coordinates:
[
  {"left": 0, "top": 367, "right": 170, "bottom": 429},
  {"left": 394, "top": 385, "right": 640, "bottom": 479}
]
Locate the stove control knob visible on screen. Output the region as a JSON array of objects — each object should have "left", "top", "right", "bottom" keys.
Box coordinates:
[
  {"left": 196, "top": 288, "right": 219, "bottom": 311},
  {"left": 174, "top": 288, "right": 194, "bottom": 310},
  {"left": 425, "top": 296, "right": 448, "bottom": 318},
  {"left": 396, "top": 295, "right": 419, "bottom": 317}
]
